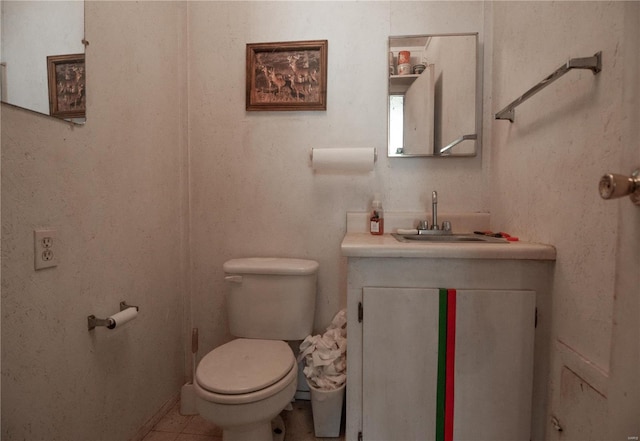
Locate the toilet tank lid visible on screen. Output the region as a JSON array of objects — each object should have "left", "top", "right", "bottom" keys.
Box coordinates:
[{"left": 223, "top": 258, "right": 319, "bottom": 275}]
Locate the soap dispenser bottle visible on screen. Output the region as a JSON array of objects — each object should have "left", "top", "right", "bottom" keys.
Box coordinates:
[{"left": 370, "top": 194, "right": 384, "bottom": 235}]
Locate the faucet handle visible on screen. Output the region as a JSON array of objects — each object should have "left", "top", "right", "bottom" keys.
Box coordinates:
[
  {"left": 418, "top": 220, "right": 429, "bottom": 230},
  {"left": 442, "top": 220, "right": 452, "bottom": 232}
]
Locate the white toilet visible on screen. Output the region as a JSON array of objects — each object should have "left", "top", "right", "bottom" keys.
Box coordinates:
[{"left": 194, "top": 257, "right": 319, "bottom": 441}]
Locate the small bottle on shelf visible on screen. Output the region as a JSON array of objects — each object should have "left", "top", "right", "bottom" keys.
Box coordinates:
[{"left": 370, "top": 194, "right": 384, "bottom": 235}]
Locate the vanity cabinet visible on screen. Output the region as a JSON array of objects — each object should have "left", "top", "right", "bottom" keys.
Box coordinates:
[
  {"left": 362, "top": 287, "right": 535, "bottom": 441},
  {"left": 342, "top": 239, "right": 555, "bottom": 441}
]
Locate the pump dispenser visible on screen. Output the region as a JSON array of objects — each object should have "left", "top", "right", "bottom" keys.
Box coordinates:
[{"left": 370, "top": 194, "right": 384, "bottom": 235}]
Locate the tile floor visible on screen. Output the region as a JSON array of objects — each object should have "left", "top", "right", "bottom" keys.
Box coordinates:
[{"left": 142, "top": 399, "right": 344, "bottom": 441}]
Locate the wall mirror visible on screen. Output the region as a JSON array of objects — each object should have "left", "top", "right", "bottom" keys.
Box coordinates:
[
  {"left": 388, "top": 33, "right": 479, "bottom": 157},
  {"left": 1, "top": 1, "right": 86, "bottom": 123}
]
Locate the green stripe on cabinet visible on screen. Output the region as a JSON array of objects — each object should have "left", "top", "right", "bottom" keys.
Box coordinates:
[{"left": 435, "top": 288, "right": 448, "bottom": 441}]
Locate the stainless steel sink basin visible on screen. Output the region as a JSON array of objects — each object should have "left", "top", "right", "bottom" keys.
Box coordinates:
[{"left": 391, "top": 233, "right": 508, "bottom": 244}]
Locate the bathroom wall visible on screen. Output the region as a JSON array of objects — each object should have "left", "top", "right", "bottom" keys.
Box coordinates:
[
  {"left": 187, "top": 0, "right": 489, "bottom": 356},
  {"left": 490, "top": 2, "right": 639, "bottom": 438},
  {"left": 1, "top": 2, "right": 188, "bottom": 440}
]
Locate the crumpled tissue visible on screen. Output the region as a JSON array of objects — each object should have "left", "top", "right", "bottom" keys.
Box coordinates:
[{"left": 298, "top": 309, "right": 347, "bottom": 390}]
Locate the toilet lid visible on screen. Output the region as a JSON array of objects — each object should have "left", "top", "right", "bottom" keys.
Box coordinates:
[{"left": 196, "top": 339, "right": 295, "bottom": 395}]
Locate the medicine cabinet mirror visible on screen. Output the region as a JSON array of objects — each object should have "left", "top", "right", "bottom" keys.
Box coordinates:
[
  {"left": 388, "top": 33, "right": 480, "bottom": 157},
  {"left": 1, "top": 1, "right": 86, "bottom": 123}
]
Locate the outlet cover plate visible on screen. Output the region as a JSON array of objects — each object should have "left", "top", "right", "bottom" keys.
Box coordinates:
[{"left": 34, "top": 228, "right": 58, "bottom": 270}]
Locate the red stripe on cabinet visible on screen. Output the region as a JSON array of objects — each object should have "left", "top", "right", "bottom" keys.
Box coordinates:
[{"left": 445, "top": 289, "right": 457, "bottom": 441}]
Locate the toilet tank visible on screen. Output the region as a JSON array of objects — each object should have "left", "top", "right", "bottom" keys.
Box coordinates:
[{"left": 223, "top": 258, "right": 319, "bottom": 340}]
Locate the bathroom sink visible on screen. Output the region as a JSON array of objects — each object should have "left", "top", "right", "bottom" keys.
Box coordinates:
[{"left": 391, "top": 233, "right": 508, "bottom": 244}]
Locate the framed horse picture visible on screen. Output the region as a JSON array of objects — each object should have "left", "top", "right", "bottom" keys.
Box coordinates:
[
  {"left": 47, "top": 53, "right": 86, "bottom": 119},
  {"left": 246, "top": 40, "right": 327, "bottom": 111}
]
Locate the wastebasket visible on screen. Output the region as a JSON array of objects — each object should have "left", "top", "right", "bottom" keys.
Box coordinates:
[
  {"left": 298, "top": 309, "right": 347, "bottom": 437},
  {"left": 308, "top": 380, "right": 345, "bottom": 437}
]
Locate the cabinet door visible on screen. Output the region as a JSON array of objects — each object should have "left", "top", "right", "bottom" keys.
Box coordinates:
[
  {"left": 361, "top": 288, "right": 535, "bottom": 441},
  {"left": 454, "top": 289, "right": 535, "bottom": 440},
  {"left": 362, "top": 287, "right": 441, "bottom": 441}
]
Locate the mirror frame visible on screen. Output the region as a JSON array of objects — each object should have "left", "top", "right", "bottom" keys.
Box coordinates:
[{"left": 387, "top": 32, "right": 482, "bottom": 158}]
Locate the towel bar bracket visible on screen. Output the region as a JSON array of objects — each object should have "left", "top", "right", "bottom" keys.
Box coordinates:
[
  {"left": 495, "top": 51, "right": 602, "bottom": 122},
  {"left": 568, "top": 52, "right": 602, "bottom": 73}
]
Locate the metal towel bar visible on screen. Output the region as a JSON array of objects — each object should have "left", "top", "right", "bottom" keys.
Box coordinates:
[{"left": 495, "top": 51, "right": 602, "bottom": 122}]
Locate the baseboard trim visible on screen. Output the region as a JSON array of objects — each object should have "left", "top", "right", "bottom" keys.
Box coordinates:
[
  {"left": 129, "top": 392, "right": 180, "bottom": 441},
  {"left": 556, "top": 339, "right": 609, "bottom": 397}
]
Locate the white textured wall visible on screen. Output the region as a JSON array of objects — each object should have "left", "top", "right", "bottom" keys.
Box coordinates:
[
  {"left": 490, "top": 2, "right": 636, "bottom": 438},
  {"left": 1, "top": 2, "right": 188, "bottom": 440},
  {"left": 188, "top": 1, "right": 489, "bottom": 356}
]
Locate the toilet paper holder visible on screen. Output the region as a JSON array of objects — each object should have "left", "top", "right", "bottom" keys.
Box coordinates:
[
  {"left": 309, "top": 147, "right": 378, "bottom": 173},
  {"left": 88, "top": 301, "right": 139, "bottom": 330},
  {"left": 309, "top": 147, "right": 378, "bottom": 163}
]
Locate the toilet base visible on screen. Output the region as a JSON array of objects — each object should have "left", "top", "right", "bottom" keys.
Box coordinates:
[
  {"left": 219, "top": 415, "right": 284, "bottom": 441},
  {"left": 271, "top": 415, "right": 285, "bottom": 441}
]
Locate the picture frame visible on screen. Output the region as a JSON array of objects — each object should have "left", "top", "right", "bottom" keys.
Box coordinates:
[
  {"left": 246, "top": 40, "right": 327, "bottom": 111},
  {"left": 47, "top": 53, "right": 86, "bottom": 119}
]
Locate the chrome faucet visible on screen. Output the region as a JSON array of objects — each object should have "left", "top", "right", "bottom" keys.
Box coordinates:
[
  {"left": 417, "top": 191, "right": 452, "bottom": 234},
  {"left": 431, "top": 191, "right": 439, "bottom": 230}
]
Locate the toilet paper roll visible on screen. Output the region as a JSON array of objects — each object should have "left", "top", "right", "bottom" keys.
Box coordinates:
[
  {"left": 107, "top": 307, "right": 138, "bottom": 329},
  {"left": 311, "top": 148, "right": 376, "bottom": 173}
]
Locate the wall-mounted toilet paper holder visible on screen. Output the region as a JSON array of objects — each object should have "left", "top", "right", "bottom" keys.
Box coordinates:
[
  {"left": 88, "top": 301, "right": 139, "bottom": 330},
  {"left": 309, "top": 147, "right": 378, "bottom": 163}
]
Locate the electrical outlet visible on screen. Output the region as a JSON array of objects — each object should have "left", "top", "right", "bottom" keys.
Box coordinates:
[{"left": 34, "top": 229, "right": 58, "bottom": 270}]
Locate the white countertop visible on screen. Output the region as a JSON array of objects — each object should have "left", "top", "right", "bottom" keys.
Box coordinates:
[{"left": 341, "top": 232, "right": 557, "bottom": 260}]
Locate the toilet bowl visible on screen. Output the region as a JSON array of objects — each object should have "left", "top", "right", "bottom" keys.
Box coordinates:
[
  {"left": 194, "top": 258, "right": 318, "bottom": 441},
  {"left": 194, "top": 339, "right": 298, "bottom": 441}
]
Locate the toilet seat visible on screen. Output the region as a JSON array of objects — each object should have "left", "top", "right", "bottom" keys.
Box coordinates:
[{"left": 195, "top": 338, "right": 296, "bottom": 405}]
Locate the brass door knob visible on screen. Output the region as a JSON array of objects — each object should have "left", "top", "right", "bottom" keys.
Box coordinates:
[{"left": 599, "top": 168, "right": 640, "bottom": 206}]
